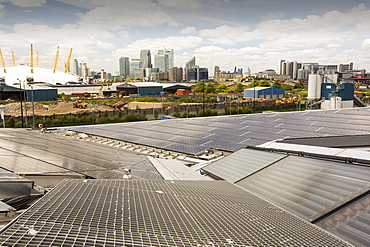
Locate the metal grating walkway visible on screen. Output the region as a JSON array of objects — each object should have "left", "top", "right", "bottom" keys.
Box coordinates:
[{"left": 0, "top": 180, "right": 352, "bottom": 246}]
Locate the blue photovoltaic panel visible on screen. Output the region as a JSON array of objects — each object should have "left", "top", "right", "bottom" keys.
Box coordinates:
[
  {"left": 206, "top": 128, "right": 247, "bottom": 136},
  {"left": 65, "top": 108, "right": 370, "bottom": 155},
  {"left": 201, "top": 140, "right": 246, "bottom": 152},
  {"left": 163, "top": 143, "right": 207, "bottom": 154},
  {"left": 206, "top": 133, "right": 248, "bottom": 144},
  {"left": 169, "top": 136, "right": 211, "bottom": 146}
]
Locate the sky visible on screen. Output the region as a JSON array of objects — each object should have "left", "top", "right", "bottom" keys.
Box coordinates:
[{"left": 0, "top": 0, "right": 370, "bottom": 76}]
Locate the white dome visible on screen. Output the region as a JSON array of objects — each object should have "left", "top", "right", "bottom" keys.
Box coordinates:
[{"left": 0, "top": 65, "right": 79, "bottom": 86}]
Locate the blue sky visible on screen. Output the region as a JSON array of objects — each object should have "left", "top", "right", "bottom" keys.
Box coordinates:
[{"left": 0, "top": 0, "right": 370, "bottom": 75}]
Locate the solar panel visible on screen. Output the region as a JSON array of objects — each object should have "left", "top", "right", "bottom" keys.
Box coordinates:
[
  {"left": 64, "top": 108, "right": 370, "bottom": 155},
  {"left": 201, "top": 140, "right": 246, "bottom": 152},
  {"left": 206, "top": 133, "right": 248, "bottom": 143},
  {"left": 203, "top": 149, "right": 287, "bottom": 182},
  {"left": 162, "top": 143, "right": 207, "bottom": 154},
  {"left": 237, "top": 156, "right": 370, "bottom": 222}
]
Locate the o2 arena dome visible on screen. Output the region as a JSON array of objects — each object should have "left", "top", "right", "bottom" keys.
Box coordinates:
[{"left": 0, "top": 65, "right": 79, "bottom": 86}]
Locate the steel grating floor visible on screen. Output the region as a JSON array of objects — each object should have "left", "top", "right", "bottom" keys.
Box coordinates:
[{"left": 0, "top": 180, "right": 352, "bottom": 246}]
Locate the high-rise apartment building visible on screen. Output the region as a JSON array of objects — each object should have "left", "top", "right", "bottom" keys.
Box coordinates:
[
  {"left": 169, "top": 67, "right": 183, "bottom": 81},
  {"left": 339, "top": 63, "right": 354, "bottom": 73},
  {"left": 72, "top": 59, "right": 79, "bottom": 76},
  {"left": 119, "top": 57, "right": 130, "bottom": 78},
  {"left": 214, "top": 66, "right": 221, "bottom": 82}
]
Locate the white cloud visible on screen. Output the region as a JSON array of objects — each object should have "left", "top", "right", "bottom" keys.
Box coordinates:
[
  {"left": 199, "top": 25, "right": 251, "bottom": 45},
  {"left": 77, "top": 1, "right": 180, "bottom": 31},
  {"left": 350, "top": 3, "right": 367, "bottom": 12},
  {"left": 180, "top": 27, "right": 197, "bottom": 34},
  {"left": 362, "top": 39, "right": 370, "bottom": 48},
  {"left": 158, "top": 0, "right": 200, "bottom": 8},
  {"left": 7, "top": 0, "right": 46, "bottom": 7}
]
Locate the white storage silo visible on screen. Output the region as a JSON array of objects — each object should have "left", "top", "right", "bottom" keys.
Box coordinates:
[
  {"left": 330, "top": 96, "right": 342, "bottom": 109},
  {"left": 315, "top": 74, "right": 323, "bottom": 99},
  {"left": 307, "top": 74, "right": 318, "bottom": 99}
]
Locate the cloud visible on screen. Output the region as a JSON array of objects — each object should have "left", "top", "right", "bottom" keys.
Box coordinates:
[
  {"left": 180, "top": 27, "right": 197, "bottom": 34},
  {"left": 6, "top": 0, "right": 46, "bottom": 7},
  {"left": 350, "top": 3, "right": 367, "bottom": 12},
  {"left": 199, "top": 25, "right": 251, "bottom": 45},
  {"left": 158, "top": 0, "right": 200, "bottom": 8},
  {"left": 76, "top": 1, "right": 180, "bottom": 31}
]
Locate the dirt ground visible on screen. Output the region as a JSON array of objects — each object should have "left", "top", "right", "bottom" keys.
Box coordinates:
[
  {"left": 2, "top": 101, "right": 181, "bottom": 117},
  {"left": 3, "top": 101, "right": 112, "bottom": 117}
]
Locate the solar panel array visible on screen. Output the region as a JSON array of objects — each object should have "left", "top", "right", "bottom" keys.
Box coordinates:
[
  {"left": 66, "top": 108, "right": 370, "bottom": 155},
  {"left": 0, "top": 129, "right": 162, "bottom": 180},
  {"left": 237, "top": 156, "right": 370, "bottom": 222},
  {"left": 0, "top": 180, "right": 352, "bottom": 246}
]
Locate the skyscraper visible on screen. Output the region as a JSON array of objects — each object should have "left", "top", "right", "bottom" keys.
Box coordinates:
[
  {"left": 130, "top": 59, "right": 141, "bottom": 77},
  {"left": 165, "top": 49, "right": 174, "bottom": 69},
  {"left": 119, "top": 57, "right": 130, "bottom": 78},
  {"left": 154, "top": 50, "right": 168, "bottom": 72},
  {"left": 72, "top": 59, "right": 79, "bottom": 76},
  {"left": 140, "top": 50, "right": 151, "bottom": 69},
  {"left": 184, "top": 57, "right": 196, "bottom": 81}
]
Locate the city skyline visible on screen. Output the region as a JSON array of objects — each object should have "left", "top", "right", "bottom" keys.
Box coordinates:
[{"left": 0, "top": 0, "right": 369, "bottom": 75}]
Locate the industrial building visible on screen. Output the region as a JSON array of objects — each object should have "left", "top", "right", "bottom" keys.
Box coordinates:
[
  {"left": 244, "top": 87, "right": 285, "bottom": 99},
  {"left": 0, "top": 107, "right": 370, "bottom": 246},
  {"left": 116, "top": 82, "right": 163, "bottom": 96},
  {"left": 0, "top": 84, "right": 58, "bottom": 101}
]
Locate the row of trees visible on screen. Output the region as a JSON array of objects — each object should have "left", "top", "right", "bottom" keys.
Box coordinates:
[
  {"left": 193, "top": 81, "right": 245, "bottom": 94},
  {"left": 192, "top": 79, "right": 306, "bottom": 95}
]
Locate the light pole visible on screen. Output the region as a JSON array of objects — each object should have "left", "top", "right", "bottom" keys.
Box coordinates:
[
  {"left": 17, "top": 79, "right": 24, "bottom": 127},
  {"left": 253, "top": 86, "right": 256, "bottom": 112},
  {"left": 27, "top": 77, "right": 35, "bottom": 128}
]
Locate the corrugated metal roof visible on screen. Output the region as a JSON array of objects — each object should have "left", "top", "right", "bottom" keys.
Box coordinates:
[
  {"left": 0, "top": 180, "right": 353, "bottom": 246},
  {"left": 203, "top": 148, "right": 286, "bottom": 182}
]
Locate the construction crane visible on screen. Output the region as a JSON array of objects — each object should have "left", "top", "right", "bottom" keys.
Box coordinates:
[
  {"left": 64, "top": 48, "right": 73, "bottom": 73},
  {"left": 30, "top": 44, "right": 34, "bottom": 73},
  {"left": 12, "top": 51, "right": 16, "bottom": 67},
  {"left": 0, "top": 49, "right": 7, "bottom": 73},
  {"left": 99, "top": 81, "right": 106, "bottom": 97},
  {"left": 53, "top": 46, "right": 59, "bottom": 73}
]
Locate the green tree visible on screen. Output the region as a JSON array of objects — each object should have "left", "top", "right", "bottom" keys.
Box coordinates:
[
  {"left": 280, "top": 83, "right": 293, "bottom": 91},
  {"left": 259, "top": 79, "right": 271, "bottom": 87},
  {"left": 216, "top": 83, "right": 228, "bottom": 93},
  {"left": 193, "top": 81, "right": 206, "bottom": 93},
  {"left": 248, "top": 80, "right": 259, "bottom": 88},
  {"left": 294, "top": 81, "right": 305, "bottom": 89},
  {"left": 234, "top": 83, "right": 244, "bottom": 93},
  {"left": 272, "top": 81, "right": 282, "bottom": 88},
  {"left": 154, "top": 109, "right": 159, "bottom": 119},
  {"left": 205, "top": 82, "right": 216, "bottom": 94}
]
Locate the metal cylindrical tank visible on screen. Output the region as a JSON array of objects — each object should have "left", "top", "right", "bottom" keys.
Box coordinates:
[
  {"left": 307, "top": 74, "right": 317, "bottom": 99},
  {"left": 330, "top": 96, "right": 342, "bottom": 109},
  {"left": 316, "top": 74, "right": 323, "bottom": 99}
]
